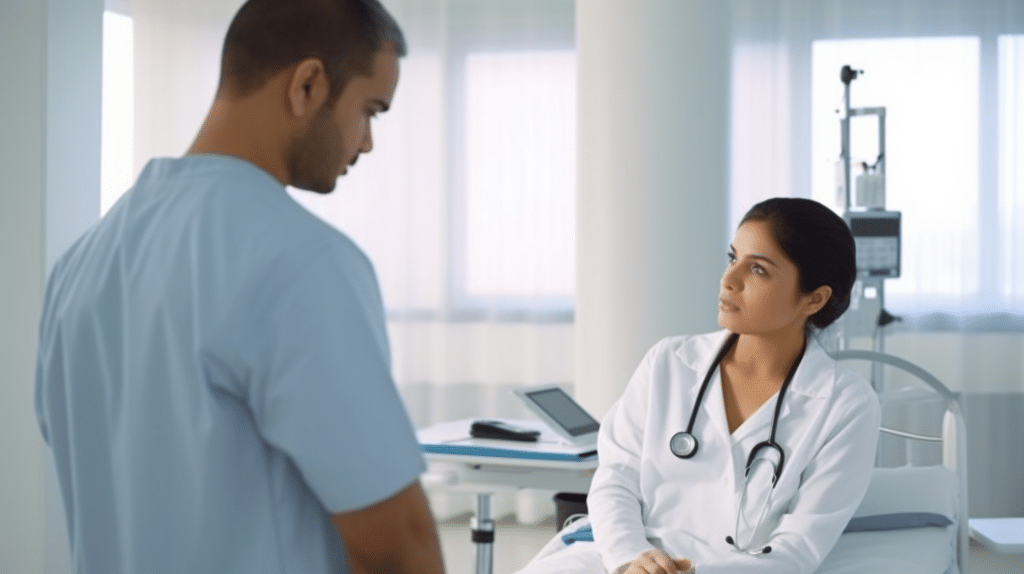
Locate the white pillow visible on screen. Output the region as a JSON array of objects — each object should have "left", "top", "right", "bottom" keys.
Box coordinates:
[
  {"left": 820, "top": 529, "right": 953, "bottom": 574},
  {"left": 817, "top": 466, "right": 960, "bottom": 574},
  {"left": 853, "top": 466, "right": 959, "bottom": 520}
]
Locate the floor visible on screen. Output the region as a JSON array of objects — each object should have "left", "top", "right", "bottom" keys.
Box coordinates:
[
  {"left": 437, "top": 517, "right": 1024, "bottom": 574},
  {"left": 438, "top": 516, "right": 556, "bottom": 574}
]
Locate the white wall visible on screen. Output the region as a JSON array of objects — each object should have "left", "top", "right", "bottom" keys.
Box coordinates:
[
  {"left": 0, "top": 3, "right": 48, "bottom": 572},
  {"left": 0, "top": 0, "right": 102, "bottom": 572}
]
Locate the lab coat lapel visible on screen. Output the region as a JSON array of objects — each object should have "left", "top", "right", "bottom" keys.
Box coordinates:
[
  {"left": 677, "top": 331, "right": 735, "bottom": 442},
  {"left": 701, "top": 370, "right": 732, "bottom": 441}
]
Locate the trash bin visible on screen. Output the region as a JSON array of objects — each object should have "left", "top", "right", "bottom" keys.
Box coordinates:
[{"left": 553, "top": 492, "right": 588, "bottom": 531}]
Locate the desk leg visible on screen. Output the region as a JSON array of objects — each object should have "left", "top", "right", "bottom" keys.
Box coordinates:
[{"left": 471, "top": 493, "right": 495, "bottom": 574}]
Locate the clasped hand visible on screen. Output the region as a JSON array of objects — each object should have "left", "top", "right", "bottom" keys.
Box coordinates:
[{"left": 614, "top": 549, "right": 695, "bottom": 574}]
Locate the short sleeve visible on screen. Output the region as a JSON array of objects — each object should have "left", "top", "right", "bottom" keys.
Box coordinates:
[{"left": 240, "top": 247, "right": 425, "bottom": 514}]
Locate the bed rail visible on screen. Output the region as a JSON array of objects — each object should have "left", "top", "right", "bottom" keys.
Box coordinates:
[{"left": 833, "top": 349, "right": 969, "bottom": 574}]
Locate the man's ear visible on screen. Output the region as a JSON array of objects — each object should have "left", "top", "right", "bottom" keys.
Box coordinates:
[
  {"left": 804, "top": 285, "right": 833, "bottom": 317},
  {"left": 287, "top": 58, "right": 329, "bottom": 118}
]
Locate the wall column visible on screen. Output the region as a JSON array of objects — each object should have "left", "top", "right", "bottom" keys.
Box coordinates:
[
  {"left": 0, "top": 0, "right": 102, "bottom": 571},
  {"left": 575, "top": 1, "right": 731, "bottom": 417},
  {"left": 0, "top": 2, "right": 49, "bottom": 572}
]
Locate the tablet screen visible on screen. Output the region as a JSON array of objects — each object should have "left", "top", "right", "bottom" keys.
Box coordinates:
[{"left": 524, "top": 388, "right": 600, "bottom": 437}]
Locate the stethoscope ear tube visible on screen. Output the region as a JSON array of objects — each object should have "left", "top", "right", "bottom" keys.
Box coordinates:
[{"left": 745, "top": 440, "right": 786, "bottom": 485}]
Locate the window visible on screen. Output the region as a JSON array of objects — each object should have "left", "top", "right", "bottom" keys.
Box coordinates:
[
  {"left": 807, "top": 36, "right": 1024, "bottom": 324},
  {"left": 101, "top": 9, "right": 134, "bottom": 216},
  {"left": 811, "top": 37, "right": 983, "bottom": 309},
  {"left": 731, "top": 0, "right": 1024, "bottom": 328},
  {"left": 998, "top": 35, "right": 1024, "bottom": 303},
  {"left": 102, "top": 1, "right": 578, "bottom": 319},
  {"left": 289, "top": 0, "right": 577, "bottom": 320},
  {"left": 462, "top": 50, "right": 576, "bottom": 303},
  {"left": 429, "top": 1, "right": 577, "bottom": 318}
]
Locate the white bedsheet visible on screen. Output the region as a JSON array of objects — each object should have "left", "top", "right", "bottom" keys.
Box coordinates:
[{"left": 817, "top": 527, "right": 956, "bottom": 574}]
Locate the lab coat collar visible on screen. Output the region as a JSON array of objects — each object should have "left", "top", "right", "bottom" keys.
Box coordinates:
[
  {"left": 674, "top": 330, "right": 836, "bottom": 399},
  {"left": 673, "top": 330, "right": 837, "bottom": 440},
  {"left": 673, "top": 330, "right": 733, "bottom": 440}
]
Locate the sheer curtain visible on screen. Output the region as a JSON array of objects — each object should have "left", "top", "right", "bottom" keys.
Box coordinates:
[
  {"left": 728, "top": 0, "right": 1024, "bottom": 516},
  {"left": 121, "top": 0, "right": 577, "bottom": 523},
  {"left": 730, "top": 0, "right": 1024, "bottom": 329}
]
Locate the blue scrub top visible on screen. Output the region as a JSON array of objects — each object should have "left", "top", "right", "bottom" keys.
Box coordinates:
[{"left": 35, "top": 155, "right": 426, "bottom": 573}]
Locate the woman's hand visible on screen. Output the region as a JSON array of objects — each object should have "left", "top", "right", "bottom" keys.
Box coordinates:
[{"left": 613, "top": 550, "right": 695, "bottom": 574}]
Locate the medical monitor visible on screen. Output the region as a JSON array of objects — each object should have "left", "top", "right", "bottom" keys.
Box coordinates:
[
  {"left": 512, "top": 385, "right": 600, "bottom": 446},
  {"left": 845, "top": 210, "right": 901, "bottom": 278}
]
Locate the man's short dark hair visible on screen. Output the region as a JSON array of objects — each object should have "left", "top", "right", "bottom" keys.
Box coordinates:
[{"left": 219, "top": 0, "right": 407, "bottom": 103}]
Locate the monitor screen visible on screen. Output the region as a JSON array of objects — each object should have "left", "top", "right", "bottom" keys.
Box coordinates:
[
  {"left": 524, "top": 388, "right": 600, "bottom": 436},
  {"left": 850, "top": 216, "right": 899, "bottom": 237}
]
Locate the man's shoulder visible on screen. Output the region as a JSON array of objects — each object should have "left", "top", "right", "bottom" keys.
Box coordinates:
[{"left": 158, "top": 156, "right": 370, "bottom": 267}]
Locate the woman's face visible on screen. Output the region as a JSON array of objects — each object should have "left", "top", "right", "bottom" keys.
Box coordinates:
[{"left": 717, "top": 220, "right": 823, "bottom": 338}]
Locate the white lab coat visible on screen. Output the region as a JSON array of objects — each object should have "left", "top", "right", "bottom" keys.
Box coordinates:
[{"left": 519, "top": 330, "right": 880, "bottom": 574}]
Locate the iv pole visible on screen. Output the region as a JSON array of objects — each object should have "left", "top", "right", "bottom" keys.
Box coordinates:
[{"left": 838, "top": 65, "right": 899, "bottom": 392}]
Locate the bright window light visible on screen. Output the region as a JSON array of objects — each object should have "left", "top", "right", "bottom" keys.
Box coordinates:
[
  {"left": 101, "top": 10, "right": 134, "bottom": 216},
  {"left": 998, "top": 35, "right": 1024, "bottom": 302},
  {"left": 812, "top": 37, "right": 980, "bottom": 303},
  {"left": 463, "top": 50, "right": 576, "bottom": 299}
]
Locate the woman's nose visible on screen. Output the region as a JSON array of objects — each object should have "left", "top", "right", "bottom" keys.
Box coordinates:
[{"left": 721, "top": 266, "right": 740, "bottom": 291}]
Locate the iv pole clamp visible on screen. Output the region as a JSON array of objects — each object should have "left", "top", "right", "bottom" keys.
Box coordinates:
[{"left": 841, "top": 64, "right": 862, "bottom": 86}]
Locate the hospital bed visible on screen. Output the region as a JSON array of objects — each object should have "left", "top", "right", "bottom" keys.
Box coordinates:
[{"left": 819, "top": 350, "right": 969, "bottom": 574}]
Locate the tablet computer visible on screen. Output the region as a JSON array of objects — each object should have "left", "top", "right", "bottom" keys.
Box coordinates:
[{"left": 512, "top": 385, "right": 600, "bottom": 446}]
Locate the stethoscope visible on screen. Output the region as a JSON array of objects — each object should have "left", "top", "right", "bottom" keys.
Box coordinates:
[{"left": 668, "top": 332, "right": 806, "bottom": 555}]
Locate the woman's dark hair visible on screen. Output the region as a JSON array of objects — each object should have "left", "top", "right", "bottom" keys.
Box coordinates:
[
  {"left": 218, "top": 0, "right": 407, "bottom": 103},
  {"left": 740, "top": 197, "right": 857, "bottom": 329}
]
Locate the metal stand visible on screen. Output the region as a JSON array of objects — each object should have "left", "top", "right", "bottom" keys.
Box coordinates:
[
  {"left": 838, "top": 64, "right": 900, "bottom": 362},
  {"left": 470, "top": 494, "right": 496, "bottom": 574},
  {"left": 840, "top": 65, "right": 887, "bottom": 213}
]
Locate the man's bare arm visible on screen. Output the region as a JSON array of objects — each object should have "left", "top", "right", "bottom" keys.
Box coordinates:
[{"left": 332, "top": 480, "right": 446, "bottom": 574}]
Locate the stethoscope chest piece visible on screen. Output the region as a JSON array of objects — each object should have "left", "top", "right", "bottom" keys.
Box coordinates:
[{"left": 669, "top": 431, "right": 698, "bottom": 459}]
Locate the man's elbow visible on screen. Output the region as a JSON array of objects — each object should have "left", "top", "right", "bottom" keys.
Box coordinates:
[{"left": 332, "top": 480, "right": 446, "bottom": 574}]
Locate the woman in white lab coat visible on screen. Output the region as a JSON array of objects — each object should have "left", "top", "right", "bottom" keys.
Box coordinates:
[{"left": 516, "top": 198, "right": 881, "bottom": 574}]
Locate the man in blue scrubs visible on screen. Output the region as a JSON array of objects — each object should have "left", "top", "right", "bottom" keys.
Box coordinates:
[{"left": 34, "top": 1, "right": 445, "bottom": 573}]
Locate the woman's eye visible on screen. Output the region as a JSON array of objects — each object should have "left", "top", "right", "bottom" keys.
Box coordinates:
[
  {"left": 752, "top": 264, "right": 766, "bottom": 275},
  {"left": 727, "top": 252, "right": 736, "bottom": 264}
]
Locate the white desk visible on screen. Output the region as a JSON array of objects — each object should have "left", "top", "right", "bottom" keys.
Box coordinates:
[
  {"left": 969, "top": 518, "right": 1024, "bottom": 554},
  {"left": 419, "top": 419, "right": 598, "bottom": 574}
]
